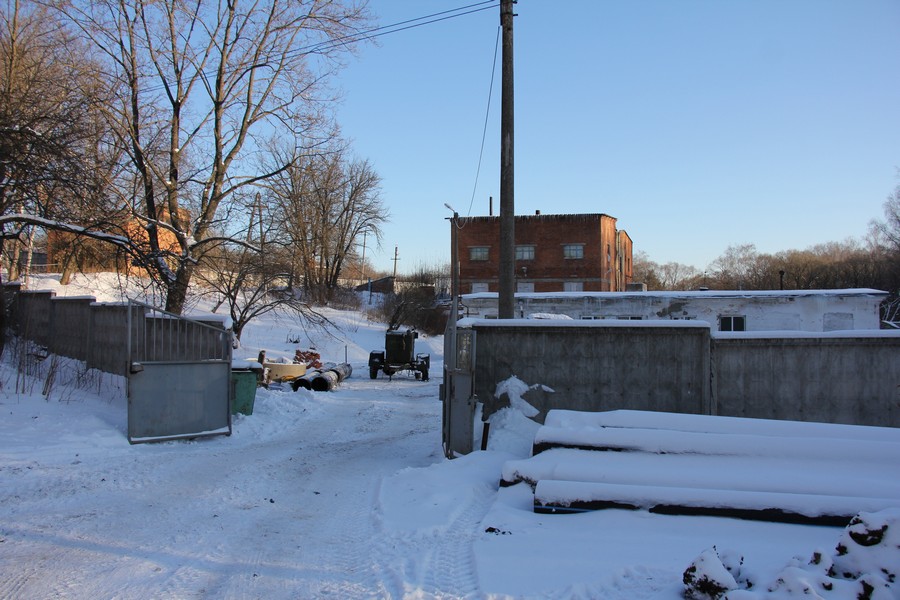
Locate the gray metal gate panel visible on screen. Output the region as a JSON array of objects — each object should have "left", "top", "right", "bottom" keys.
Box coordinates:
[
  {"left": 126, "top": 300, "right": 232, "bottom": 444},
  {"left": 443, "top": 329, "right": 477, "bottom": 457},
  {"left": 128, "top": 361, "right": 232, "bottom": 443}
]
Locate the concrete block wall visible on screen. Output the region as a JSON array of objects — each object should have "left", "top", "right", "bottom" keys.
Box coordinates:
[
  {"left": 14, "top": 290, "right": 56, "bottom": 347},
  {"left": 468, "top": 321, "right": 711, "bottom": 422},
  {"left": 50, "top": 297, "right": 95, "bottom": 363},
  {"left": 89, "top": 304, "right": 140, "bottom": 376},
  {"left": 712, "top": 334, "right": 900, "bottom": 428},
  {"left": 461, "top": 321, "right": 900, "bottom": 432},
  {"left": 3, "top": 289, "right": 228, "bottom": 377}
]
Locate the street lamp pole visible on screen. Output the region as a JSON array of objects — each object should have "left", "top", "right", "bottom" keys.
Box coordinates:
[{"left": 444, "top": 204, "right": 459, "bottom": 373}]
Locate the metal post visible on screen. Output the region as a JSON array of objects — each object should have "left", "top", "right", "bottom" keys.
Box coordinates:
[{"left": 445, "top": 206, "right": 459, "bottom": 373}]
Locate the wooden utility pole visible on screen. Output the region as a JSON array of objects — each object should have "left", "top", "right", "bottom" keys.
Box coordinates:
[
  {"left": 392, "top": 245, "right": 400, "bottom": 279},
  {"left": 499, "top": 0, "right": 516, "bottom": 318}
]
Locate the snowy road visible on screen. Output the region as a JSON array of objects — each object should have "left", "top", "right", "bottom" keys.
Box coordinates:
[{"left": 0, "top": 369, "right": 494, "bottom": 599}]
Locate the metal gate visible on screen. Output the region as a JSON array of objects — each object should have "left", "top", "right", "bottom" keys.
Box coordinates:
[
  {"left": 126, "top": 300, "right": 233, "bottom": 444},
  {"left": 442, "top": 328, "right": 477, "bottom": 457}
]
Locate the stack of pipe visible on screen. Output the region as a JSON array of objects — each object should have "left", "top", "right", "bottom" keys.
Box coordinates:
[
  {"left": 311, "top": 363, "right": 352, "bottom": 391},
  {"left": 290, "top": 369, "right": 320, "bottom": 391},
  {"left": 292, "top": 363, "right": 352, "bottom": 392}
]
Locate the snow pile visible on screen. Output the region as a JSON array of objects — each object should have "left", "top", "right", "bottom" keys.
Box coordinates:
[
  {"left": 484, "top": 375, "right": 557, "bottom": 455},
  {"left": 493, "top": 375, "right": 542, "bottom": 418},
  {"left": 683, "top": 508, "right": 900, "bottom": 599}
]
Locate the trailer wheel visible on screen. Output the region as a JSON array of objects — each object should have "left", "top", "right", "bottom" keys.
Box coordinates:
[
  {"left": 420, "top": 367, "right": 429, "bottom": 381},
  {"left": 369, "top": 366, "right": 379, "bottom": 379}
]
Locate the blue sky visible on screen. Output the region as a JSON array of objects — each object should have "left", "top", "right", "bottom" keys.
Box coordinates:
[{"left": 335, "top": 0, "right": 900, "bottom": 276}]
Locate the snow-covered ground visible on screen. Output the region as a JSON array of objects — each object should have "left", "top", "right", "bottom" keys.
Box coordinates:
[{"left": 1, "top": 274, "right": 897, "bottom": 599}]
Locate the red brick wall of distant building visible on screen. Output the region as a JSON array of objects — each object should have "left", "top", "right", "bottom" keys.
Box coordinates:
[
  {"left": 455, "top": 213, "right": 632, "bottom": 293},
  {"left": 617, "top": 229, "right": 633, "bottom": 290}
]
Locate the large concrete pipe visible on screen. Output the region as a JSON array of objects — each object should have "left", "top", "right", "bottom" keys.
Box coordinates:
[
  {"left": 290, "top": 370, "right": 321, "bottom": 391},
  {"left": 310, "top": 363, "right": 353, "bottom": 392}
]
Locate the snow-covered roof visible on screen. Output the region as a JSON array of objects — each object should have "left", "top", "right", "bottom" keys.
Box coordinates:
[
  {"left": 463, "top": 288, "right": 888, "bottom": 301},
  {"left": 456, "top": 317, "right": 712, "bottom": 329}
]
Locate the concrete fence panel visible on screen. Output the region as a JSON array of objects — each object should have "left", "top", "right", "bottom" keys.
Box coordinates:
[
  {"left": 88, "top": 303, "right": 140, "bottom": 376},
  {"left": 14, "top": 290, "right": 55, "bottom": 347},
  {"left": 3, "top": 288, "right": 229, "bottom": 378},
  {"left": 712, "top": 333, "right": 900, "bottom": 428},
  {"left": 456, "top": 320, "right": 899, "bottom": 438},
  {"left": 468, "top": 321, "right": 711, "bottom": 422},
  {"left": 50, "top": 297, "right": 95, "bottom": 362}
]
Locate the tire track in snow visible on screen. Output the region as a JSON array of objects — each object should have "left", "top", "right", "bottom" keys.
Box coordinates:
[
  {"left": 420, "top": 483, "right": 493, "bottom": 597},
  {"left": 368, "top": 479, "right": 495, "bottom": 598}
]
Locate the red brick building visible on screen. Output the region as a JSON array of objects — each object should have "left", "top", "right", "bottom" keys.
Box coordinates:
[{"left": 455, "top": 212, "right": 633, "bottom": 293}]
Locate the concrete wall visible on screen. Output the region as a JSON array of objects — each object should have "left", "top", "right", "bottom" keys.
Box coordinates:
[
  {"left": 713, "top": 333, "right": 900, "bottom": 428},
  {"left": 468, "top": 321, "right": 711, "bottom": 422},
  {"left": 3, "top": 286, "right": 229, "bottom": 377},
  {"left": 459, "top": 321, "right": 900, "bottom": 436},
  {"left": 88, "top": 303, "right": 140, "bottom": 375},
  {"left": 13, "top": 290, "right": 56, "bottom": 347},
  {"left": 49, "top": 297, "right": 95, "bottom": 362},
  {"left": 462, "top": 289, "right": 886, "bottom": 331}
]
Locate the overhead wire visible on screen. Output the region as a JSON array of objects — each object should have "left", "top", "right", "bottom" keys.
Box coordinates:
[
  {"left": 142, "top": 1, "right": 500, "bottom": 93},
  {"left": 466, "top": 25, "right": 501, "bottom": 219},
  {"left": 137, "top": 0, "right": 503, "bottom": 230}
]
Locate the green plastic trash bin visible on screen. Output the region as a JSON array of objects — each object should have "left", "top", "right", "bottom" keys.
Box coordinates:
[{"left": 231, "top": 369, "right": 258, "bottom": 415}]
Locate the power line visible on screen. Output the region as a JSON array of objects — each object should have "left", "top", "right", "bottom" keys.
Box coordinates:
[
  {"left": 142, "top": 1, "right": 499, "bottom": 93},
  {"left": 283, "top": 2, "right": 500, "bottom": 62},
  {"left": 467, "top": 25, "right": 501, "bottom": 218}
]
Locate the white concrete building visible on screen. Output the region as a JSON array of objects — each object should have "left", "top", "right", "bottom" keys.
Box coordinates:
[{"left": 461, "top": 289, "right": 888, "bottom": 332}]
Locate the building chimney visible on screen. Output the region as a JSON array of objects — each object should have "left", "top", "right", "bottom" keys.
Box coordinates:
[{"left": 489, "top": 196, "right": 493, "bottom": 216}]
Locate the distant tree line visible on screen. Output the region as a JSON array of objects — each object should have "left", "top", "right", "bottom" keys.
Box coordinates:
[{"left": 633, "top": 191, "right": 900, "bottom": 323}]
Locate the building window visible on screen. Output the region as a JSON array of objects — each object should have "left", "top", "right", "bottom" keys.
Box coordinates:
[
  {"left": 517, "top": 282, "right": 534, "bottom": 293},
  {"left": 563, "top": 281, "right": 583, "bottom": 292},
  {"left": 563, "top": 244, "right": 584, "bottom": 259},
  {"left": 515, "top": 245, "right": 535, "bottom": 261},
  {"left": 719, "top": 315, "right": 746, "bottom": 331},
  {"left": 469, "top": 246, "right": 489, "bottom": 261},
  {"left": 471, "top": 282, "right": 489, "bottom": 293}
]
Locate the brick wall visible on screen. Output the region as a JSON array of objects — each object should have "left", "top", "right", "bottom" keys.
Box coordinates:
[{"left": 456, "top": 213, "right": 632, "bottom": 293}]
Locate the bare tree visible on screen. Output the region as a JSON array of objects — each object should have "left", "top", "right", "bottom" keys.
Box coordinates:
[
  {"left": 194, "top": 240, "right": 328, "bottom": 344},
  {"left": 630, "top": 251, "right": 663, "bottom": 290},
  {"left": 0, "top": 0, "right": 117, "bottom": 281},
  {"left": 270, "top": 147, "right": 388, "bottom": 304},
  {"left": 872, "top": 185, "right": 900, "bottom": 252},
  {"left": 658, "top": 261, "right": 700, "bottom": 290},
  {"left": 45, "top": 0, "right": 372, "bottom": 314},
  {"left": 708, "top": 243, "right": 761, "bottom": 290},
  {"left": 189, "top": 191, "right": 333, "bottom": 343}
]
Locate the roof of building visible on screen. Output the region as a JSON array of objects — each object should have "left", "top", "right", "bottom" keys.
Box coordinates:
[
  {"left": 462, "top": 288, "right": 889, "bottom": 301},
  {"left": 458, "top": 212, "right": 615, "bottom": 223}
]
